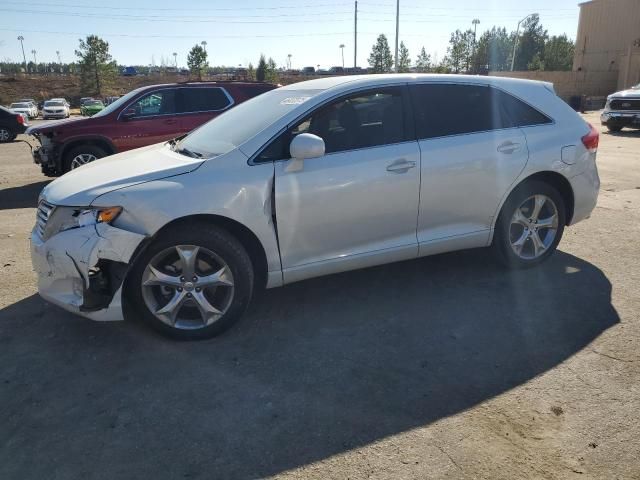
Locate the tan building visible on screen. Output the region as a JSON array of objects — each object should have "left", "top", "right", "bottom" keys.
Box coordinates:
[{"left": 573, "top": 0, "right": 640, "bottom": 90}]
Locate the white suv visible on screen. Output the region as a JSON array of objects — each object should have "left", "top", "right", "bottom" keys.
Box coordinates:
[{"left": 31, "top": 74, "right": 600, "bottom": 339}]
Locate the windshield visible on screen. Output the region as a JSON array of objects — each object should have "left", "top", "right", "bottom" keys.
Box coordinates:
[
  {"left": 176, "top": 88, "right": 320, "bottom": 158},
  {"left": 11, "top": 103, "right": 28, "bottom": 108},
  {"left": 45, "top": 101, "right": 64, "bottom": 107},
  {"left": 86, "top": 100, "right": 103, "bottom": 106},
  {"left": 92, "top": 88, "right": 143, "bottom": 118}
]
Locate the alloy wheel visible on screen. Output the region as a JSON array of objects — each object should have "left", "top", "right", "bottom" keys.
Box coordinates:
[
  {"left": 141, "top": 245, "right": 235, "bottom": 330},
  {"left": 509, "top": 194, "right": 559, "bottom": 260},
  {"left": 0, "top": 128, "right": 10, "bottom": 142},
  {"left": 70, "top": 153, "right": 97, "bottom": 169}
]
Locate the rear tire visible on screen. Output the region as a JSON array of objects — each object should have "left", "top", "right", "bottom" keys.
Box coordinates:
[
  {"left": 63, "top": 144, "right": 107, "bottom": 172},
  {"left": 0, "top": 127, "right": 14, "bottom": 143},
  {"left": 126, "top": 224, "right": 254, "bottom": 340},
  {"left": 607, "top": 125, "right": 623, "bottom": 132},
  {"left": 493, "top": 180, "right": 566, "bottom": 269}
]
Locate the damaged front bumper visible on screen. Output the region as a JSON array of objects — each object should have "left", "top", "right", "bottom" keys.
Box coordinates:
[{"left": 30, "top": 222, "right": 146, "bottom": 321}]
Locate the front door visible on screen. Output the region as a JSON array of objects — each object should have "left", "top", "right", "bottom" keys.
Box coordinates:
[
  {"left": 272, "top": 87, "right": 421, "bottom": 282},
  {"left": 113, "top": 88, "right": 179, "bottom": 152}
]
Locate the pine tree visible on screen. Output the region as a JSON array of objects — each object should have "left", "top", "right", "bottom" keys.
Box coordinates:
[
  {"left": 368, "top": 34, "right": 393, "bottom": 73},
  {"left": 397, "top": 41, "right": 411, "bottom": 73},
  {"left": 256, "top": 54, "right": 267, "bottom": 82}
]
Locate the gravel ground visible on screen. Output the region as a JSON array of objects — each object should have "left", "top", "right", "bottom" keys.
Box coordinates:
[{"left": 0, "top": 113, "right": 639, "bottom": 480}]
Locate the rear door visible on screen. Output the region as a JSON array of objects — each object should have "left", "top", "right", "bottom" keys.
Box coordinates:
[
  {"left": 177, "top": 87, "right": 234, "bottom": 134},
  {"left": 114, "top": 88, "right": 179, "bottom": 151},
  {"left": 410, "top": 83, "right": 530, "bottom": 248}
]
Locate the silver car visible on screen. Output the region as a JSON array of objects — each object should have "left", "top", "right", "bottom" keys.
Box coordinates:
[{"left": 31, "top": 74, "right": 600, "bottom": 339}]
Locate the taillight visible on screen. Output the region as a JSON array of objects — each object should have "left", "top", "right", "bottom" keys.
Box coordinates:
[
  {"left": 16, "top": 114, "right": 24, "bottom": 125},
  {"left": 581, "top": 123, "right": 599, "bottom": 153}
]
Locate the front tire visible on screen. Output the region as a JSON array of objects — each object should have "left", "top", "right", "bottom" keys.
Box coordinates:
[
  {"left": 63, "top": 144, "right": 107, "bottom": 172},
  {"left": 126, "top": 224, "right": 254, "bottom": 340},
  {"left": 607, "top": 125, "right": 623, "bottom": 133},
  {"left": 493, "top": 180, "right": 566, "bottom": 268}
]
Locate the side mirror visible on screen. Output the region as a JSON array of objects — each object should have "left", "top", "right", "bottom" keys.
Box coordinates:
[
  {"left": 289, "top": 133, "right": 325, "bottom": 160},
  {"left": 121, "top": 108, "right": 136, "bottom": 120}
]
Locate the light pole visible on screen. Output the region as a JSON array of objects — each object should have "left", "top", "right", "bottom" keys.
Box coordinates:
[
  {"left": 31, "top": 49, "right": 37, "bottom": 73},
  {"left": 201, "top": 41, "right": 207, "bottom": 53},
  {"left": 287, "top": 53, "right": 292, "bottom": 70},
  {"left": 511, "top": 13, "right": 537, "bottom": 71},
  {"left": 173, "top": 52, "right": 177, "bottom": 68},
  {"left": 471, "top": 19, "right": 480, "bottom": 72},
  {"left": 56, "top": 50, "right": 61, "bottom": 73},
  {"left": 17, "top": 36, "right": 27, "bottom": 73},
  {"left": 394, "top": 0, "right": 399, "bottom": 72},
  {"left": 339, "top": 44, "right": 345, "bottom": 68}
]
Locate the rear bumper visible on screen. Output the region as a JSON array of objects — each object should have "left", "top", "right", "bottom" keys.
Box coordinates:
[{"left": 568, "top": 160, "right": 600, "bottom": 226}]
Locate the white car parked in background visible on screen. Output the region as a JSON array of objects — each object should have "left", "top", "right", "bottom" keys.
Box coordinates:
[
  {"left": 31, "top": 74, "right": 600, "bottom": 340},
  {"left": 42, "top": 100, "right": 70, "bottom": 119},
  {"left": 10, "top": 102, "right": 38, "bottom": 119}
]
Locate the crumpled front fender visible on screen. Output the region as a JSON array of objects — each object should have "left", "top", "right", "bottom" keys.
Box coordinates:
[{"left": 31, "top": 222, "right": 146, "bottom": 321}]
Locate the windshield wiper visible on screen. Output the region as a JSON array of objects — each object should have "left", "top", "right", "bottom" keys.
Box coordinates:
[{"left": 175, "top": 146, "right": 203, "bottom": 158}]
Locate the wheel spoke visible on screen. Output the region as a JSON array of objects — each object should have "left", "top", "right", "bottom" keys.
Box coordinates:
[
  {"left": 511, "top": 229, "right": 529, "bottom": 255},
  {"left": 536, "top": 213, "right": 558, "bottom": 230},
  {"left": 192, "top": 290, "right": 223, "bottom": 325},
  {"left": 530, "top": 195, "right": 546, "bottom": 221},
  {"left": 512, "top": 208, "right": 529, "bottom": 227},
  {"left": 143, "top": 265, "right": 182, "bottom": 287},
  {"left": 176, "top": 245, "right": 199, "bottom": 279},
  {"left": 198, "top": 266, "right": 234, "bottom": 288},
  {"left": 155, "top": 290, "right": 188, "bottom": 326},
  {"left": 530, "top": 230, "right": 546, "bottom": 257}
]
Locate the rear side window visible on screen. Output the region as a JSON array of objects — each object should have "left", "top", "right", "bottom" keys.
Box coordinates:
[
  {"left": 179, "top": 87, "right": 232, "bottom": 113},
  {"left": 410, "top": 84, "right": 550, "bottom": 139}
]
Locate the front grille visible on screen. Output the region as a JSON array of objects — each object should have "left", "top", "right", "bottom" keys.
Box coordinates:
[
  {"left": 36, "top": 200, "right": 55, "bottom": 238},
  {"left": 609, "top": 98, "right": 640, "bottom": 111}
]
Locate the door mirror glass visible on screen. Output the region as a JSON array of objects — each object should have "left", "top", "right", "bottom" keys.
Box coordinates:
[
  {"left": 289, "top": 133, "right": 325, "bottom": 160},
  {"left": 121, "top": 108, "right": 136, "bottom": 120}
]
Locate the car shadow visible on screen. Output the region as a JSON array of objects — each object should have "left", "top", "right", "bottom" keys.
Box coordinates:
[
  {"left": 0, "top": 180, "right": 49, "bottom": 210},
  {"left": 604, "top": 129, "right": 640, "bottom": 137},
  {"left": 0, "top": 249, "right": 619, "bottom": 479}
]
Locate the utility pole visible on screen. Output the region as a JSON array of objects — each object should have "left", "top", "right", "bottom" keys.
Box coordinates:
[
  {"left": 31, "top": 49, "right": 37, "bottom": 73},
  {"left": 511, "top": 13, "right": 536, "bottom": 71},
  {"left": 394, "top": 0, "right": 399, "bottom": 72},
  {"left": 471, "top": 19, "right": 480, "bottom": 72},
  {"left": 17, "top": 36, "right": 27, "bottom": 73},
  {"left": 339, "top": 44, "right": 345, "bottom": 68},
  {"left": 354, "top": 1, "right": 357, "bottom": 68}
]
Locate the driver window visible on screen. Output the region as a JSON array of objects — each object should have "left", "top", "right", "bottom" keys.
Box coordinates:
[
  {"left": 255, "top": 88, "right": 405, "bottom": 162},
  {"left": 130, "top": 90, "right": 176, "bottom": 117}
]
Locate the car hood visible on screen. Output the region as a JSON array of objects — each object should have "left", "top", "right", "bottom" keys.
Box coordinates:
[
  {"left": 26, "top": 116, "right": 85, "bottom": 134},
  {"left": 609, "top": 88, "right": 640, "bottom": 99},
  {"left": 41, "top": 143, "right": 205, "bottom": 206}
]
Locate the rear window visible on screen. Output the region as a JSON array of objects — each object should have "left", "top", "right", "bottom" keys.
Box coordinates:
[
  {"left": 179, "top": 87, "right": 232, "bottom": 113},
  {"left": 410, "top": 83, "right": 551, "bottom": 139}
]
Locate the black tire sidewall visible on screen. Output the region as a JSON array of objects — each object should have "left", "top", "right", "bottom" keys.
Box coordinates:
[
  {"left": 494, "top": 180, "right": 566, "bottom": 268},
  {"left": 63, "top": 145, "right": 107, "bottom": 172},
  {"left": 126, "top": 224, "right": 254, "bottom": 340}
]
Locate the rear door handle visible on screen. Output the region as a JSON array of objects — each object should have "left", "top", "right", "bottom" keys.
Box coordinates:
[
  {"left": 164, "top": 119, "right": 178, "bottom": 125},
  {"left": 386, "top": 159, "right": 417, "bottom": 173},
  {"left": 497, "top": 141, "right": 521, "bottom": 154}
]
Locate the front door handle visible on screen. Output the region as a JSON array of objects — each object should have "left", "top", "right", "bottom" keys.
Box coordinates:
[
  {"left": 164, "top": 119, "right": 178, "bottom": 125},
  {"left": 386, "top": 159, "right": 417, "bottom": 173},
  {"left": 497, "top": 141, "right": 521, "bottom": 154}
]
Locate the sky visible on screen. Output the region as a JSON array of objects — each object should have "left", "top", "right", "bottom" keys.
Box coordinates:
[{"left": 0, "top": 0, "right": 583, "bottom": 70}]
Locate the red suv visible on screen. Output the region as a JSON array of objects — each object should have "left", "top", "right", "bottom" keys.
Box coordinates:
[{"left": 28, "top": 82, "right": 276, "bottom": 176}]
